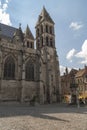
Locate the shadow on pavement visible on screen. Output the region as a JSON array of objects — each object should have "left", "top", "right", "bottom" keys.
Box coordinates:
[{"left": 0, "top": 102, "right": 87, "bottom": 121}]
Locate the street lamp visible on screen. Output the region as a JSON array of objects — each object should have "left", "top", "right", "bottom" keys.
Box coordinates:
[{"left": 76, "top": 87, "right": 80, "bottom": 108}]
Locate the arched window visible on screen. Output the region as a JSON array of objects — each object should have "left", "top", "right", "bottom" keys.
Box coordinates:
[
  {"left": 41, "top": 25, "right": 43, "bottom": 33},
  {"left": 50, "top": 26, "right": 52, "bottom": 34},
  {"left": 46, "top": 36, "right": 49, "bottom": 46},
  {"left": 46, "top": 25, "right": 48, "bottom": 33},
  {"left": 50, "top": 38, "right": 53, "bottom": 47},
  {"left": 30, "top": 42, "right": 33, "bottom": 48},
  {"left": 4, "top": 56, "right": 15, "bottom": 79},
  {"left": 25, "top": 62, "right": 34, "bottom": 81},
  {"left": 27, "top": 41, "right": 29, "bottom": 47},
  {"left": 41, "top": 37, "right": 43, "bottom": 46}
]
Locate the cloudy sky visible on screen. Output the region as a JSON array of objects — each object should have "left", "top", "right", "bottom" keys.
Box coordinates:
[{"left": 0, "top": 0, "right": 87, "bottom": 75}]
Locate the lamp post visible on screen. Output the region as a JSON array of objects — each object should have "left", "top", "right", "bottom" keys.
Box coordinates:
[{"left": 76, "top": 87, "right": 80, "bottom": 108}]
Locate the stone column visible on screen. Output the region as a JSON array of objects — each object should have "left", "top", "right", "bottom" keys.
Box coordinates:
[{"left": 21, "top": 53, "right": 26, "bottom": 102}]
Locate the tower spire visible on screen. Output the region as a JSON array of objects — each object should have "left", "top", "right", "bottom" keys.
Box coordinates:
[
  {"left": 36, "top": 7, "right": 55, "bottom": 49},
  {"left": 25, "top": 24, "right": 34, "bottom": 40}
]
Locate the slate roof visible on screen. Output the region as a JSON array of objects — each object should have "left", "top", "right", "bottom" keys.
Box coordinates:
[
  {"left": 0, "top": 23, "right": 17, "bottom": 39},
  {"left": 75, "top": 69, "right": 85, "bottom": 78}
]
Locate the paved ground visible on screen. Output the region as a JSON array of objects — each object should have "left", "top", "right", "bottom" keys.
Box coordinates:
[{"left": 0, "top": 103, "right": 87, "bottom": 130}]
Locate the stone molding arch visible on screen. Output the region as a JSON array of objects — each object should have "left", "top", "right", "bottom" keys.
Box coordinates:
[{"left": 3, "top": 55, "right": 17, "bottom": 80}]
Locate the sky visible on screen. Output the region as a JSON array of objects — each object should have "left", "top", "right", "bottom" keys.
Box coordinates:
[{"left": 0, "top": 0, "right": 87, "bottom": 75}]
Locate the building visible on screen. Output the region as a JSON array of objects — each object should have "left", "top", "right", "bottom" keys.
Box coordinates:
[
  {"left": 61, "top": 68, "right": 78, "bottom": 96},
  {"left": 75, "top": 66, "right": 87, "bottom": 96},
  {"left": 0, "top": 7, "right": 60, "bottom": 104}
]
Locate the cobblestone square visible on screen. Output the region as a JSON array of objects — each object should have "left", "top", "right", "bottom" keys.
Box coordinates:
[{"left": 0, "top": 103, "right": 87, "bottom": 130}]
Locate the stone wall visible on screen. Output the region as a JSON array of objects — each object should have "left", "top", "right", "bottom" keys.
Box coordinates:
[
  {"left": 0, "top": 80, "right": 21, "bottom": 101},
  {"left": 21, "top": 81, "right": 38, "bottom": 102}
]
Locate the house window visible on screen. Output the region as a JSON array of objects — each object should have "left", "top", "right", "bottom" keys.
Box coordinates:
[
  {"left": 4, "top": 57, "right": 15, "bottom": 79},
  {"left": 25, "top": 62, "right": 34, "bottom": 81},
  {"left": 85, "top": 75, "right": 87, "bottom": 82}
]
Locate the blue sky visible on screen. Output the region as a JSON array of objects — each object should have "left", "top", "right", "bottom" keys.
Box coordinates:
[{"left": 0, "top": 0, "right": 87, "bottom": 74}]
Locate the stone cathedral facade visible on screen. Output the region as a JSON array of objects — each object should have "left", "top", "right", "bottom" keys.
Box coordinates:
[{"left": 0, "top": 7, "right": 61, "bottom": 104}]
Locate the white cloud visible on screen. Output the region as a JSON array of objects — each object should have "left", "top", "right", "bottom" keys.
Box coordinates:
[
  {"left": 69, "top": 22, "right": 83, "bottom": 30},
  {"left": 60, "top": 65, "right": 66, "bottom": 75},
  {"left": 60, "top": 65, "right": 71, "bottom": 75},
  {"left": 75, "top": 40, "right": 87, "bottom": 64},
  {"left": 66, "top": 48, "right": 76, "bottom": 62},
  {"left": 0, "top": 0, "right": 11, "bottom": 25}
]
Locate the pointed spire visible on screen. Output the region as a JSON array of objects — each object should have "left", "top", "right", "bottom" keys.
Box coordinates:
[
  {"left": 25, "top": 25, "right": 34, "bottom": 40},
  {"left": 36, "top": 7, "right": 54, "bottom": 25},
  {"left": 65, "top": 67, "right": 68, "bottom": 75}
]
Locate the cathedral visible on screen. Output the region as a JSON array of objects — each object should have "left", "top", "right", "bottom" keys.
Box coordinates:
[{"left": 0, "top": 7, "right": 61, "bottom": 104}]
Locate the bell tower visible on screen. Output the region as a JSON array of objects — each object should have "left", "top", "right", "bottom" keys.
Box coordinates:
[
  {"left": 35, "top": 7, "right": 61, "bottom": 104},
  {"left": 36, "top": 6, "right": 55, "bottom": 49}
]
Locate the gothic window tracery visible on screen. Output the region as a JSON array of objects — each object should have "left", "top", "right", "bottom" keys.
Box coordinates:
[{"left": 4, "top": 56, "right": 15, "bottom": 79}]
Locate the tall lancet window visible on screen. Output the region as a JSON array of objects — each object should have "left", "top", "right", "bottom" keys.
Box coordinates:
[
  {"left": 25, "top": 61, "right": 34, "bottom": 81},
  {"left": 4, "top": 56, "right": 15, "bottom": 79}
]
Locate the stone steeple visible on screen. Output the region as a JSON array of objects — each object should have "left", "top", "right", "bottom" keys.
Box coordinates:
[
  {"left": 36, "top": 7, "right": 55, "bottom": 49},
  {"left": 36, "top": 6, "right": 54, "bottom": 26},
  {"left": 24, "top": 25, "right": 34, "bottom": 49},
  {"left": 25, "top": 25, "right": 34, "bottom": 40},
  {"left": 35, "top": 7, "right": 60, "bottom": 104}
]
